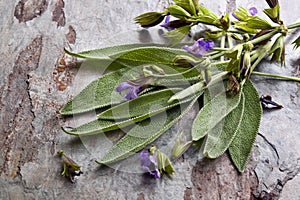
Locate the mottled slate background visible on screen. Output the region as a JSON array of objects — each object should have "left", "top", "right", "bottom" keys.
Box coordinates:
[{"left": 0, "top": 0, "right": 299, "bottom": 199}]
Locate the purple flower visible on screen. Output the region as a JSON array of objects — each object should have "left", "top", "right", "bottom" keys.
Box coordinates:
[
  {"left": 248, "top": 7, "right": 258, "bottom": 16},
  {"left": 140, "top": 149, "right": 161, "bottom": 178},
  {"left": 116, "top": 82, "right": 142, "bottom": 101},
  {"left": 182, "top": 38, "right": 214, "bottom": 57},
  {"left": 160, "top": 15, "right": 174, "bottom": 31}
]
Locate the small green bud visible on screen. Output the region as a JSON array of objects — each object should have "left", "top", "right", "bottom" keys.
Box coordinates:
[
  {"left": 134, "top": 12, "right": 165, "bottom": 28},
  {"left": 233, "top": 7, "right": 250, "bottom": 21},
  {"left": 173, "top": 55, "right": 197, "bottom": 68},
  {"left": 167, "top": 5, "right": 191, "bottom": 19},
  {"left": 263, "top": 4, "right": 280, "bottom": 23},
  {"left": 226, "top": 44, "right": 243, "bottom": 60},
  {"left": 157, "top": 149, "right": 176, "bottom": 175},
  {"left": 143, "top": 68, "right": 153, "bottom": 77},
  {"left": 58, "top": 150, "right": 83, "bottom": 183},
  {"left": 171, "top": 132, "right": 192, "bottom": 160},
  {"left": 266, "top": 0, "right": 279, "bottom": 8},
  {"left": 242, "top": 51, "right": 251, "bottom": 76},
  {"left": 151, "top": 65, "right": 165, "bottom": 75},
  {"left": 202, "top": 69, "right": 212, "bottom": 84},
  {"left": 269, "top": 35, "right": 285, "bottom": 65},
  {"left": 173, "top": 0, "right": 197, "bottom": 15},
  {"left": 220, "top": 13, "right": 230, "bottom": 30}
]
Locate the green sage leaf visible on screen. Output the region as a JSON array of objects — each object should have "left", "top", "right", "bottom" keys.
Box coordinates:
[
  {"left": 64, "top": 44, "right": 169, "bottom": 60},
  {"left": 192, "top": 86, "right": 242, "bottom": 141},
  {"left": 63, "top": 89, "right": 195, "bottom": 136},
  {"left": 168, "top": 71, "right": 228, "bottom": 103},
  {"left": 60, "top": 68, "right": 130, "bottom": 115},
  {"left": 98, "top": 89, "right": 182, "bottom": 120},
  {"left": 204, "top": 93, "right": 245, "bottom": 158},
  {"left": 229, "top": 80, "right": 262, "bottom": 172},
  {"left": 110, "top": 46, "right": 190, "bottom": 67},
  {"left": 96, "top": 98, "right": 198, "bottom": 165},
  {"left": 164, "top": 26, "right": 191, "bottom": 46}
]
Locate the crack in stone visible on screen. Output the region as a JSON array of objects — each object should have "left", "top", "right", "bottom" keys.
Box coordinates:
[
  {"left": 258, "top": 133, "right": 280, "bottom": 165},
  {"left": 0, "top": 36, "right": 43, "bottom": 177}
]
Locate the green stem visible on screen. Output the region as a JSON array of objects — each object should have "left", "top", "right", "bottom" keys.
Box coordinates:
[
  {"left": 208, "top": 51, "right": 225, "bottom": 60},
  {"left": 220, "top": 35, "right": 226, "bottom": 62},
  {"left": 151, "top": 59, "right": 208, "bottom": 78},
  {"left": 212, "top": 47, "right": 230, "bottom": 51},
  {"left": 252, "top": 71, "right": 300, "bottom": 82},
  {"left": 250, "top": 29, "right": 279, "bottom": 45},
  {"left": 212, "top": 60, "right": 230, "bottom": 66},
  {"left": 249, "top": 41, "right": 274, "bottom": 74},
  {"left": 227, "top": 29, "right": 246, "bottom": 34},
  {"left": 287, "top": 22, "right": 300, "bottom": 29},
  {"left": 227, "top": 33, "right": 233, "bottom": 49}
]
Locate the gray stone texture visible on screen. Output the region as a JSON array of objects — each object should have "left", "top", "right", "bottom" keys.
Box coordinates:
[{"left": 0, "top": 0, "right": 299, "bottom": 199}]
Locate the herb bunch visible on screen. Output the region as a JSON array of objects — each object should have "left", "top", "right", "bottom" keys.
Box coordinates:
[{"left": 61, "top": 0, "right": 300, "bottom": 178}]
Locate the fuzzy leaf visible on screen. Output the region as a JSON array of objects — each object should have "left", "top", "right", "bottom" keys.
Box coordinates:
[
  {"left": 204, "top": 93, "right": 245, "bottom": 158},
  {"left": 229, "top": 80, "right": 262, "bottom": 172},
  {"left": 96, "top": 98, "right": 198, "bottom": 165},
  {"left": 164, "top": 25, "right": 191, "bottom": 46},
  {"left": 63, "top": 89, "right": 195, "bottom": 136},
  {"left": 64, "top": 44, "right": 169, "bottom": 60},
  {"left": 60, "top": 68, "right": 130, "bottom": 115},
  {"left": 110, "top": 46, "right": 190, "bottom": 67},
  {"left": 192, "top": 87, "right": 242, "bottom": 141},
  {"left": 98, "top": 89, "right": 182, "bottom": 120},
  {"left": 169, "top": 71, "right": 228, "bottom": 104}
]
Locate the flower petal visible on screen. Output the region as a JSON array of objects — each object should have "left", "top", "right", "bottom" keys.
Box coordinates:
[
  {"left": 116, "top": 82, "right": 132, "bottom": 92},
  {"left": 249, "top": 7, "right": 258, "bottom": 16}
]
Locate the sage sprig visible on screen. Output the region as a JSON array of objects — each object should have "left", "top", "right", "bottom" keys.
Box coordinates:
[{"left": 60, "top": 0, "right": 300, "bottom": 178}]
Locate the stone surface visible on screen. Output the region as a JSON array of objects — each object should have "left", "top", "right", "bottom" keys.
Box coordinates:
[{"left": 0, "top": 0, "right": 299, "bottom": 199}]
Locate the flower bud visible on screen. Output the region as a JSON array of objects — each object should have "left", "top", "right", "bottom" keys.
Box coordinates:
[
  {"left": 242, "top": 51, "right": 251, "bottom": 76},
  {"left": 173, "top": 55, "right": 197, "bottom": 68},
  {"left": 203, "top": 68, "right": 212, "bottom": 84},
  {"left": 134, "top": 12, "right": 165, "bottom": 28},
  {"left": 150, "top": 65, "right": 165, "bottom": 75},
  {"left": 174, "top": 0, "right": 197, "bottom": 15},
  {"left": 270, "top": 35, "right": 285, "bottom": 65},
  {"left": 157, "top": 149, "right": 176, "bottom": 175},
  {"left": 171, "top": 132, "right": 192, "bottom": 160},
  {"left": 266, "top": 0, "right": 279, "bottom": 8},
  {"left": 167, "top": 5, "right": 191, "bottom": 19}
]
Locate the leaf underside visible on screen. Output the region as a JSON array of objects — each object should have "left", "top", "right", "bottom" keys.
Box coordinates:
[
  {"left": 192, "top": 87, "right": 242, "bottom": 141},
  {"left": 204, "top": 93, "right": 245, "bottom": 158},
  {"left": 229, "top": 80, "right": 262, "bottom": 172},
  {"left": 97, "top": 97, "right": 199, "bottom": 165},
  {"left": 62, "top": 89, "right": 196, "bottom": 136}
]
